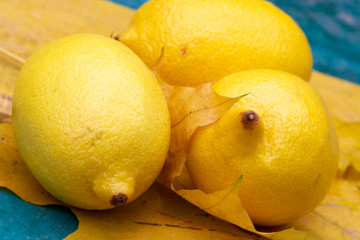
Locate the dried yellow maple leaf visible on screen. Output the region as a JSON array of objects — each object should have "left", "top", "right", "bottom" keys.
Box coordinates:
[
  {"left": 66, "top": 182, "right": 268, "bottom": 240},
  {"left": 158, "top": 80, "right": 242, "bottom": 187},
  {"left": 0, "top": 47, "right": 21, "bottom": 123},
  {"left": 0, "top": 124, "right": 61, "bottom": 205},
  {"left": 174, "top": 177, "right": 321, "bottom": 240},
  {"left": 2, "top": 75, "right": 360, "bottom": 239},
  {"left": 0, "top": 47, "right": 23, "bottom": 98},
  {"left": 0, "top": 123, "right": 268, "bottom": 240},
  {"left": 310, "top": 72, "right": 360, "bottom": 175},
  {"left": 333, "top": 119, "right": 360, "bottom": 175},
  {"left": 292, "top": 172, "right": 360, "bottom": 240},
  {"left": 310, "top": 72, "right": 360, "bottom": 123}
]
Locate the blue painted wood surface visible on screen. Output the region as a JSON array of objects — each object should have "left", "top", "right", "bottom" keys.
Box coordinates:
[
  {"left": 0, "top": 189, "right": 77, "bottom": 240},
  {"left": 1, "top": 0, "right": 359, "bottom": 239}
]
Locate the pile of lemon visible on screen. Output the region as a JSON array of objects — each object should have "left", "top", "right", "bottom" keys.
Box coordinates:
[{"left": 12, "top": 0, "right": 338, "bottom": 227}]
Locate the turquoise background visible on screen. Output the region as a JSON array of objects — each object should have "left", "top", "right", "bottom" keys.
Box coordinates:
[{"left": 1, "top": 0, "right": 359, "bottom": 239}]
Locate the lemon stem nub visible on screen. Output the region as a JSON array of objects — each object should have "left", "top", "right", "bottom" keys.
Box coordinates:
[
  {"left": 111, "top": 193, "right": 128, "bottom": 206},
  {"left": 240, "top": 111, "right": 260, "bottom": 130}
]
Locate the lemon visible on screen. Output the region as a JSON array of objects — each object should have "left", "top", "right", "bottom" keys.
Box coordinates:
[
  {"left": 186, "top": 69, "right": 339, "bottom": 226},
  {"left": 12, "top": 33, "right": 170, "bottom": 210},
  {"left": 120, "top": 0, "right": 312, "bottom": 86}
]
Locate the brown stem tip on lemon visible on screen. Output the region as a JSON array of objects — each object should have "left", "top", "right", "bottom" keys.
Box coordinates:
[
  {"left": 111, "top": 193, "right": 128, "bottom": 206},
  {"left": 187, "top": 69, "right": 339, "bottom": 226},
  {"left": 240, "top": 110, "right": 260, "bottom": 130},
  {"left": 12, "top": 33, "right": 170, "bottom": 210}
]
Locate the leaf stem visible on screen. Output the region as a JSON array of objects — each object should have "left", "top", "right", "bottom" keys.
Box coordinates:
[{"left": 0, "top": 46, "right": 26, "bottom": 66}]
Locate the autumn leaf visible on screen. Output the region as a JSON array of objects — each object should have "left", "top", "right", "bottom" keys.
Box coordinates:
[
  {"left": 291, "top": 172, "right": 360, "bottom": 240},
  {"left": 66, "top": 182, "right": 269, "bottom": 240},
  {"left": 332, "top": 119, "right": 360, "bottom": 175},
  {"left": 1, "top": 69, "right": 360, "bottom": 240},
  {"left": 310, "top": 71, "right": 360, "bottom": 123},
  {"left": 0, "top": 124, "right": 62, "bottom": 205},
  {"left": 0, "top": 0, "right": 359, "bottom": 238},
  {"left": 0, "top": 47, "right": 23, "bottom": 98},
  {"left": 174, "top": 176, "right": 322, "bottom": 240},
  {"left": 0, "top": 47, "right": 21, "bottom": 123},
  {"left": 157, "top": 81, "right": 242, "bottom": 188},
  {"left": 0, "top": 123, "right": 17, "bottom": 149},
  {"left": 0, "top": 123, "right": 270, "bottom": 240},
  {"left": 289, "top": 71, "right": 360, "bottom": 240},
  {"left": 173, "top": 177, "right": 254, "bottom": 230},
  {"left": 310, "top": 72, "right": 360, "bottom": 175}
]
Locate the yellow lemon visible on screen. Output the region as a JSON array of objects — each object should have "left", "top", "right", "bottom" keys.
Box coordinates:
[
  {"left": 12, "top": 33, "right": 170, "bottom": 210},
  {"left": 120, "top": 0, "right": 312, "bottom": 86},
  {"left": 186, "top": 69, "right": 338, "bottom": 226}
]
